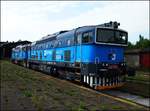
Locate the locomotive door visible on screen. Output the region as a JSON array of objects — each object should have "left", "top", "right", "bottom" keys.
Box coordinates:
[
  {"left": 75, "top": 32, "right": 84, "bottom": 82},
  {"left": 75, "top": 33, "right": 82, "bottom": 66}
]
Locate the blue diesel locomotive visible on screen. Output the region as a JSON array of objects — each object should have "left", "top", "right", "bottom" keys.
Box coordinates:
[{"left": 11, "top": 21, "right": 129, "bottom": 90}]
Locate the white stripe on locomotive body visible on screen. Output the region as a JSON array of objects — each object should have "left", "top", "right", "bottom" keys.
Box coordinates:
[
  {"left": 90, "top": 76, "right": 93, "bottom": 87},
  {"left": 84, "top": 75, "right": 86, "bottom": 83}
]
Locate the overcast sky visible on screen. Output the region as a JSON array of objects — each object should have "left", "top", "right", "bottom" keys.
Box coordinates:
[{"left": 1, "top": 1, "right": 149, "bottom": 43}]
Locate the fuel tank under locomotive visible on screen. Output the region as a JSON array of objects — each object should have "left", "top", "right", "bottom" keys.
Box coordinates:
[{"left": 80, "top": 63, "right": 126, "bottom": 90}]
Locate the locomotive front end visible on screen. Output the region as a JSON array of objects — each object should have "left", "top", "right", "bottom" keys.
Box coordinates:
[{"left": 81, "top": 22, "right": 128, "bottom": 90}]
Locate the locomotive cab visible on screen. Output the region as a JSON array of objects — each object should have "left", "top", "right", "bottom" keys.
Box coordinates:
[{"left": 80, "top": 22, "right": 129, "bottom": 90}]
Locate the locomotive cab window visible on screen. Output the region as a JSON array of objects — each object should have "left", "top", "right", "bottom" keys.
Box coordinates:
[
  {"left": 82, "top": 31, "right": 93, "bottom": 43},
  {"left": 96, "top": 28, "right": 127, "bottom": 45},
  {"left": 115, "top": 31, "right": 127, "bottom": 44}
]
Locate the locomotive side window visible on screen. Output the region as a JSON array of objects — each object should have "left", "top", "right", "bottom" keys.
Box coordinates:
[
  {"left": 43, "top": 44, "right": 46, "bottom": 49},
  {"left": 54, "top": 41, "right": 58, "bottom": 47},
  {"left": 40, "top": 45, "right": 42, "bottom": 49},
  {"left": 50, "top": 42, "right": 53, "bottom": 48},
  {"left": 97, "top": 29, "right": 114, "bottom": 42},
  {"left": 46, "top": 43, "right": 49, "bottom": 49},
  {"left": 58, "top": 41, "right": 62, "bottom": 47},
  {"left": 82, "top": 31, "right": 93, "bottom": 43},
  {"left": 67, "top": 39, "right": 71, "bottom": 46},
  {"left": 77, "top": 33, "right": 82, "bottom": 44}
]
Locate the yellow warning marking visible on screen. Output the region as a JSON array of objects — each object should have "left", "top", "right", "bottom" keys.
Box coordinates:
[
  {"left": 38, "top": 75, "right": 147, "bottom": 109},
  {"left": 95, "top": 83, "right": 124, "bottom": 90},
  {"left": 99, "top": 92, "right": 143, "bottom": 108},
  {"left": 72, "top": 84, "right": 144, "bottom": 109}
]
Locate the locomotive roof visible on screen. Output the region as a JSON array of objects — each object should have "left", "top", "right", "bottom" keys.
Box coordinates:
[
  {"left": 57, "top": 22, "right": 126, "bottom": 39},
  {"left": 13, "top": 44, "right": 28, "bottom": 50},
  {"left": 35, "top": 30, "right": 69, "bottom": 44},
  {"left": 33, "top": 21, "right": 126, "bottom": 44},
  {"left": 57, "top": 29, "right": 75, "bottom": 39}
]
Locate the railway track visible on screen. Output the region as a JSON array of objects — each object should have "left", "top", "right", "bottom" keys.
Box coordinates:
[
  {"left": 69, "top": 80, "right": 150, "bottom": 109},
  {"left": 18, "top": 64, "right": 150, "bottom": 109},
  {"left": 37, "top": 69, "right": 150, "bottom": 109},
  {"left": 101, "top": 90, "right": 150, "bottom": 107}
]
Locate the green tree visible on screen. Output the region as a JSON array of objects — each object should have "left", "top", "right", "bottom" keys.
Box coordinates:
[
  {"left": 135, "top": 35, "right": 150, "bottom": 49},
  {"left": 127, "top": 35, "right": 150, "bottom": 49},
  {"left": 127, "top": 41, "right": 134, "bottom": 49}
]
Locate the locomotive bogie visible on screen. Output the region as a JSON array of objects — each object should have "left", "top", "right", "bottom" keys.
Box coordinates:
[{"left": 83, "top": 75, "right": 125, "bottom": 90}]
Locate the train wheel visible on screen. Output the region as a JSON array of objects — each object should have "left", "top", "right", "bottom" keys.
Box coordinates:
[
  {"left": 53, "top": 68, "right": 59, "bottom": 77},
  {"left": 80, "top": 75, "right": 84, "bottom": 82},
  {"left": 66, "top": 72, "right": 76, "bottom": 81},
  {"left": 27, "top": 62, "right": 29, "bottom": 68},
  {"left": 23, "top": 62, "right": 26, "bottom": 67},
  {"left": 89, "top": 76, "right": 93, "bottom": 87},
  {"left": 49, "top": 67, "right": 53, "bottom": 74}
]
